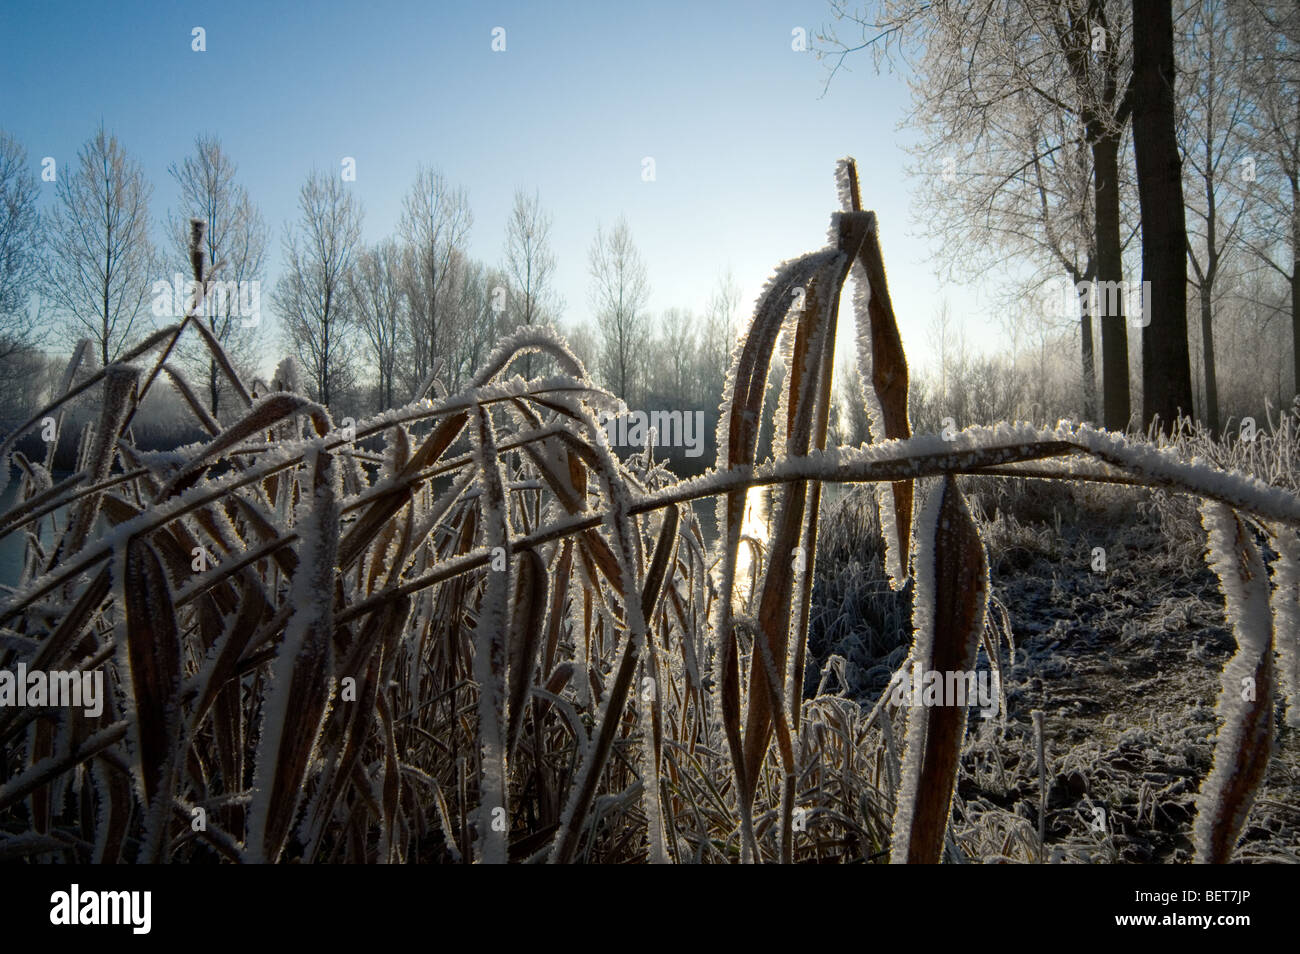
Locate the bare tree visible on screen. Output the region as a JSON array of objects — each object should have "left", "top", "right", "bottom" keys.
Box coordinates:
[
  {"left": 836, "top": 358, "right": 872, "bottom": 444},
  {"left": 473, "top": 263, "right": 512, "bottom": 384},
  {"left": 0, "top": 350, "right": 53, "bottom": 425},
  {"left": 565, "top": 321, "right": 600, "bottom": 377},
  {"left": 904, "top": 89, "right": 1104, "bottom": 421},
  {"left": 1134, "top": 0, "right": 1195, "bottom": 432},
  {"left": 699, "top": 269, "right": 741, "bottom": 407},
  {"left": 1208, "top": 262, "right": 1289, "bottom": 416},
  {"left": 1031, "top": 111, "right": 1104, "bottom": 423},
  {"left": 400, "top": 166, "right": 472, "bottom": 394},
  {"left": 503, "top": 188, "right": 561, "bottom": 379},
  {"left": 274, "top": 170, "right": 363, "bottom": 408},
  {"left": 651, "top": 306, "right": 695, "bottom": 399},
  {"left": 444, "top": 252, "right": 504, "bottom": 390},
  {"left": 349, "top": 238, "right": 407, "bottom": 412},
  {"left": 820, "top": 0, "right": 1141, "bottom": 430},
  {"left": 167, "top": 134, "right": 268, "bottom": 417},
  {"left": 589, "top": 216, "right": 650, "bottom": 404},
  {"left": 1177, "top": 0, "right": 1254, "bottom": 432},
  {"left": 0, "top": 131, "right": 42, "bottom": 364},
  {"left": 1079, "top": 4, "right": 1140, "bottom": 432},
  {"left": 930, "top": 298, "right": 964, "bottom": 407},
  {"left": 1236, "top": 0, "right": 1300, "bottom": 398},
  {"left": 41, "top": 125, "right": 154, "bottom": 367}
]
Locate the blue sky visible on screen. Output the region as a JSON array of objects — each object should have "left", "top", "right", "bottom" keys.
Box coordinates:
[{"left": 0, "top": 0, "right": 963, "bottom": 374}]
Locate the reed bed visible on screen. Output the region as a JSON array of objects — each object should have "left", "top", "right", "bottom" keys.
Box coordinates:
[{"left": 0, "top": 161, "right": 1296, "bottom": 863}]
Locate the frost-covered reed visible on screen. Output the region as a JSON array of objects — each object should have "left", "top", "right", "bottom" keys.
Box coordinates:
[{"left": 0, "top": 163, "right": 1294, "bottom": 863}]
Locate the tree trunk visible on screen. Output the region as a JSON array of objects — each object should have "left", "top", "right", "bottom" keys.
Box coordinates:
[
  {"left": 1133, "top": 0, "right": 1194, "bottom": 434},
  {"left": 1292, "top": 184, "right": 1300, "bottom": 400},
  {"left": 1292, "top": 268, "right": 1300, "bottom": 400},
  {"left": 1093, "top": 134, "right": 1131, "bottom": 431},
  {"left": 1075, "top": 260, "right": 1098, "bottom": 423},
  {"left": 1200, "top": 283, "right": 1218, "bottom": 433},
  {"left": 1195, "top": 51, "right": 1220, "bottom": 436},
  {"left": 1081, "top": 308, "right": 1099, "bottom": 423}
]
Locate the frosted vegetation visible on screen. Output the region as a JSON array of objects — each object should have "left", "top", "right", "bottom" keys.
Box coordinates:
[{"left": 0, "top": 161, "right": 1296, "bottom": 863}]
